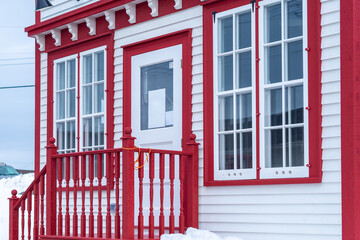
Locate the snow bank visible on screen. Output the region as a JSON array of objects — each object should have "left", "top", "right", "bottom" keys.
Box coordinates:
[
  {"left": 0, "top": 174, "right": 34, "bottom": 240},
  {"left": 161, "top": 228, "right": 243, "bottom": 240}
]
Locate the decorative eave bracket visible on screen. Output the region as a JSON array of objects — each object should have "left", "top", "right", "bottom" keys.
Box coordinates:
[
  {"left": 147, "top": 0, "right": 159, "bottom": 17},
  {"left": 124, "top": 3, "right": 136, "bottom": 24},
  {"left": 67, "top": 23, "right": 78, "bottom": 41},
  {"left": 174, "top": 0, "right": 182, "bottom": 10},
  {"left": 34, "top": 34, "right": 45, "bottom": 52},
  {"left": 50, "top": 29, "right": 61, "bottom": 46},
  {"left": 104, "top": 10, "right": 116, "bottom": 30},
  {"left": 85, "top": 17, "right": 96, "bottom": 36}
]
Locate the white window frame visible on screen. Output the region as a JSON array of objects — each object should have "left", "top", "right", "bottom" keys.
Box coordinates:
[
  {"left": 213, "top": 4, "right": 257, "bottom": 180},
  {"left": 259, "top": 0, "right": 309, "bottom": 179},
  {"left": 79, "top": 46, "right": 107, "bottom": 152},
  {"left": 53, "top": 54, "right": 78, "bottom": 154}
]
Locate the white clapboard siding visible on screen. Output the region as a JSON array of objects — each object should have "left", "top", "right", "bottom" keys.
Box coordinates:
[{"left": 40, "top": 52, "right": 48, "bottom": 169}]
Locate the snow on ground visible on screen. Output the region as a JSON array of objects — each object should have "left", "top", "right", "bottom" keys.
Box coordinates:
[
  {"left": 0, "top": 173, "right": 34, "bottom": 240},
  {"left": 161, "top": 228, "right": 243, "bottom": 240}
]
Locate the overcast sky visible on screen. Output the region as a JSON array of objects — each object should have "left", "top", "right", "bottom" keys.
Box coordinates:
[{"left": 0, "top": 0, "right": 35, "bottom": 170}]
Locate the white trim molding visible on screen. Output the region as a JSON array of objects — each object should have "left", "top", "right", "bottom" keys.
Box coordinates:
[
  {"left": 104, "top": 10, "right": 116, "bottom": 30},
  {"left": 147, "top": 0, "right": 159, "bottom": 17},
  {"left": 124, "top": 3, "right": 136, "bottom": 24},
  {"left": 67, "top": 23, "right": 78, "bottom": 41},
  {"left": 50, "top": 29, "right": 61, "bottom": 46},
  {"left": 34, "top": 34, "right": 45, "bottom": 51},
  {"left": 174, "top": 0, "right": 182, "bottom": 10},
  {"left": 85, "top": 17, "right": 96, "bottom": 36}
]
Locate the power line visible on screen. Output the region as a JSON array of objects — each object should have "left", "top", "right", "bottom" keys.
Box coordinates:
[
  {"left": 0, "top": 26, "right": 24, "bottom": 28},
  {"left": 0, "top": 85, "right": 35, "bottom": 90},
  {"left": 0, "top": 62, "right": 35, "bottom": 67},
  {"left": 0, "top": 57, "right": 34, "bottom": 61}
]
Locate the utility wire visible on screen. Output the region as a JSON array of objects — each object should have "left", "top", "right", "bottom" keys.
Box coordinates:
[
  {"left": 0, "top": 85, "right": 35, "bottom": 90},
  {"left": 0, "top": 62, "right": 35, "bottom": 67},
  {"left": 0, "top": 57, "right": 34, "bottom": 61}
]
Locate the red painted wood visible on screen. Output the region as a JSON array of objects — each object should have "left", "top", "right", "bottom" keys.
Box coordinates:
[
  {"left": 27, "top": 191, "right": 32, "bottom": 240},
  {"left": 73, "top": 156, "right": 79, "bottom": 236},
  {"left": 97, "top": 154, "right": 103, "bottom": 238},
  {"left": 80, "top": 155, "right": 87, "bottom": 237},
  {"left": 148, "top": 152, "right": 155, "bottom": 239},
  {"left": 9, "top": 190, "right": 19, "bottom": 240},
  {"left": 33, "top": 184, "right": 39, "bottom": 240},
  {"left": 40, "top": 175, "right": 45, "bottom": 235},
  {"left": 65, "top": 157, "right": 71, "bottom": 236},
  {"left": 341, "top": 0, "right": 360, "bottom": 238},
  {"left": 169, "top": 154, "right": 175, "bottom": 233},
  {"left": 106, "top": 153, "right": 112, "bottom": 238},
  {"left": 114, "top": 152, "right": 121, "bottom": 239},
  {"left": 138, "top": 152, "right": 144, "bottom": 239},
  {"left": 159, "top": 153, "right": 165, "bottom": 236},
  {"left": 89, "top": 155, "right": 95, "bottom": 238},
  {"left": 46, "top": 139, "right": 57, "bottom": 236},
  {"left": 179, "top": 155, "right": 185, "bottom": 234},
  {"left": 121, "top": 128, "right": 135, "bottom": 239},
  {"left": 21, "top": 201, "right": 25, "bottom": 240},
  {"left": 57, "top": 158, "right": 63, "bottom": 236}
]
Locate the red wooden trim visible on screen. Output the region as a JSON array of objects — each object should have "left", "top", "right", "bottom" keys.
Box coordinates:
[
  {"left": 35, "top": 46, "right": 41, "bottom": 174},
  {"left": 47, "top": 34, "right": 115, "bottom": 152},
  {"left": 341, "top": 0, "right": 360, "bottom": 239},
  {"left": 203, "top": 0, "right": 322, "bottom": 186},
  {"left": 26, "top": 0, "right": 203, "bottom": 37}
]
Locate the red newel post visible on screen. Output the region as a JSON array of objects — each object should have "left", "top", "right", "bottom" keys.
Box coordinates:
[
  {"left": 45, "top": 137, "right": 58, "bottom": 236},
  {"left": 186, "top": 133, "right": 199, "bottom": 228},
  {"left": 121, "top": 127, "right": 135, "bottom": 239},
  {"left": 9, "top": 190, "right": 19, "bottom": 240}
]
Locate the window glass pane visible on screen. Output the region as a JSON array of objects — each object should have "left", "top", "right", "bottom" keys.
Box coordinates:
[
  {"left": 219, "top": 134, "right": 234, "bottom": 170},
  {"left": 287, "top": 0, "right": 303, "bottom": 39},
  {"left": 219, "top": 95, "right": 234, "bottom": 131},
  {"left": 56, "top": 122, "right": 65, "bottom": 151},
  {"left": 286, "top": 127, "right": 304, "bottom": 167},
  {"left": 219, "top": 55, "right": 233, "bottom": 91},
  {"left": 57, "top": 62, "right": 65, "bottom": 90},
  {"left": 56, "top": 92, "right": 65, "bottom": 120},
  {"left": 266, "top": 45, "right": 282, "bottom": 84},
  {"left": 94, "top": 116, "right": 104, "bottom": 146},
  {"left": 287, "top": 40, "right": 303, "bottom": 81},
  {"left": 95, "top": 83, "right": 104, "bottom": 113},
  {"left": 95, "top": 51, "right": 104, "bottom": 82},
  {"left": 67, "top": 59, "right": 76, "bottom": 88},
  {"left": 83, "top": 86, "right": 92, "bottom": 115},
  {"left": 265, "top": 88, "right": 282, "bottom": 126},
  {"left": 237, "top": 12, "right": 251, "bottom": 49},
  {"left": 83, "top": 118, "right": 92, "bottom": 147},
  {"left": 236, "top": 93, "right": 252, "bottom": 129},
  {"left": 219, "top": 16, "right": 233, "bottom": 53},
  {"left": 286, "top": 85, "right": 303, "bottom": 124},
  {"left": 237, "top": 51, "right": 252, "bottom": 88},
  {"left": 66, "top": 120, "right": 76, "bottom": 150},
  {"left": 266, "top": 4, "right": 281, "bottom": 43},
  {"left": 265, "top": 129, "right": 283, "bottom": 168},
  {"left": 84, "top": 54, "right": 92, "bottom": 84},
  {"left": 67, "top": 89, "right": 76, "bottom": 118},
  {"left": 237, "top": 132, "right": 252, "bottom": 169},
  {"left": 140, "top": 61, "right": 173, "bottom": 130}
]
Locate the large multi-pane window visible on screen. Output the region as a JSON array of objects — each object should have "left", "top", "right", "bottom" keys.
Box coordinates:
[
  {"left": 214, "top": 0, "right": 308, "bottom": 180},
  {"left": 54, "top": 47, "right": 106, "bottom": 154}
]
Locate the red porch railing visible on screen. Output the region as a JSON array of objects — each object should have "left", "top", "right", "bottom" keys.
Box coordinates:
[{"left": 9, "top": 127, "right": 199, "bottom": 240}]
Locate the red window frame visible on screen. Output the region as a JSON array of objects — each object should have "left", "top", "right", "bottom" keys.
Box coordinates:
[{"left": 203, "top": 0, "right": 322, "bottom": 186}]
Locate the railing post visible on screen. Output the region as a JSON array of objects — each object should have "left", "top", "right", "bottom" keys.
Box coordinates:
[
  {"left": 9, "top": 190, "right": 19, "bottom": 240},
  {"left": 121, "top": 127, "right": 135, "bottom": 239},
  {"left": 45, "top": 137, "right": 58, "bottom": 236},
  {"left": 186, "top": 133, "right": 200, "bottom": 228}
]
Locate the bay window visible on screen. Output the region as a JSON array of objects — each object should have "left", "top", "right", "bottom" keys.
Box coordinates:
[{"left": 213, "top": 0, "right": 309, "bottom": 181}]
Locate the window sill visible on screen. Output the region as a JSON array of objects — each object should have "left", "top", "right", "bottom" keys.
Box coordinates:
[{"left": 204, "top": 176, "right": 322, "bottom": 187}]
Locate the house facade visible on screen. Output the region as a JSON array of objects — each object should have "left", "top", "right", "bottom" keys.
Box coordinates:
[{"left": 9, "top": 0, "right": 360, "bottom": 239}]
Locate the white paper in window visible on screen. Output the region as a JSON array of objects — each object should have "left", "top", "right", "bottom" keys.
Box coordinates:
[
  {"left": 166, "top": 111, "right": 173, "bottom": 126},
  {"left": 148, "top": 88, "right": 166, "bottom": 129}
]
